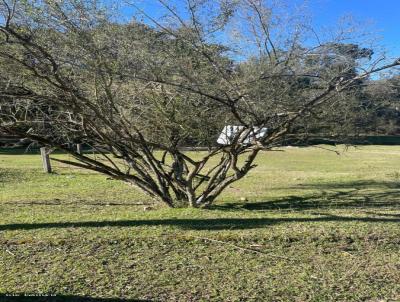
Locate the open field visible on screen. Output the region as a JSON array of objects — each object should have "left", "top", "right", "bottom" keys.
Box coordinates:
[{"left": 1, "top": 146, "right": 400, "bottom": 301}]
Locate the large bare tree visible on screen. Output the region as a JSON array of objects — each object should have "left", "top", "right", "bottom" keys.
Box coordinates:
[{"left": 1, "top": 0, "right": 399, "bottom": 207}]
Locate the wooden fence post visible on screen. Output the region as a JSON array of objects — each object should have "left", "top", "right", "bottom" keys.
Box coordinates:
[
  {"left": 40, "top": 147, "right": 52, "bottom": 173},
  {"left": 76, "top": 143, "right": 82, "bottom": 155}
]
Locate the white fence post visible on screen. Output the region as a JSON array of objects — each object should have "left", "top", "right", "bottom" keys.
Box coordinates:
[
  {"left": 40, "top": 147, "right": 52, "bottom": 173},
  {"left": 76, "top": 143, "right": 82, "bottom": 155}
]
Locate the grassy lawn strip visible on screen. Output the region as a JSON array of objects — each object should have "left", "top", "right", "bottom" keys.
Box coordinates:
[{"left": 1, "top": 146, "right": 400, "bottom": 301}]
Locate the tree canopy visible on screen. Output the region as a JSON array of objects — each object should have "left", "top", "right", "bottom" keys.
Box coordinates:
[{"left": 1, "top": 0, "right": 399, "bottom": 207}]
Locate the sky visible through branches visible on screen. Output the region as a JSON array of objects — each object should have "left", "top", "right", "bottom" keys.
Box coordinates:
[{"left": 130, "top": 0, "right": 400, "bottom": 61}]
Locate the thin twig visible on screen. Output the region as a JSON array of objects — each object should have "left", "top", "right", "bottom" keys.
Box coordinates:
[
  {"left": 193, "top": 236, "right": 296, "bottom": 261},
  {"left": 5, "top": 249, "right": 15, "bottom": 256}
]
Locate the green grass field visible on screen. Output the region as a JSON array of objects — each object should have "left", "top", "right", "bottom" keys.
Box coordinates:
[{"left": 1, "top": 146, "right": 400, "bottom": 301}]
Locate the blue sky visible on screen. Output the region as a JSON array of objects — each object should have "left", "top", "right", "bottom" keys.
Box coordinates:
[{"left": 308, "top": 0, "right": 399, "bottom": 58}]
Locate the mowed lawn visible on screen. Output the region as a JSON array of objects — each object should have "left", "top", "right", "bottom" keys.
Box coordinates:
[{"left": 1, "top": 146, "right": 400, "bottom": 301}]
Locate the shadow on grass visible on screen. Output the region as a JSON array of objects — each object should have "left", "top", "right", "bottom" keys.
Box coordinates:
[
  {"left": 1, "top": 180, "right": 400, "bottom": 232},
  {"left": 0, "top": 295, "right": 153, "bottom": 302},
  {"left": 3, "top": 201, "right": 149, "bottom": 207},
  {"left": 0, "top": 214, "right": 399, "bottom": 232},
  {"left": 211, "top": 180, "right": 400, "bottom": 212},
  {"left": 297, "top": 179, "right": 400, "bottom": 190}
]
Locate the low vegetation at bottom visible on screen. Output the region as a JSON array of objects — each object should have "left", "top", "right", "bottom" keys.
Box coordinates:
[{"left": 1, "top": 145, "right": 400, "bottom": 301}]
